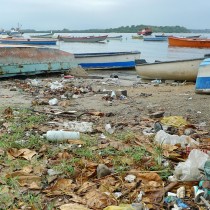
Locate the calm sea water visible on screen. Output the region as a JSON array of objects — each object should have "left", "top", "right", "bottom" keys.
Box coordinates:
[{"left": 28, "top": 32, "right": 210, "bottom": 63}]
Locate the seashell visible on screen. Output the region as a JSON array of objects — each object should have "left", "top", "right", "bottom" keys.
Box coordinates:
[{"left": 177, "top": 186, "right": 185, "bottom": 198}]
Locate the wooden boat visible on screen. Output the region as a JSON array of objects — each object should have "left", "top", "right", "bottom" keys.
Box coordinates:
[
  {"left": 143, "top": 36, "right": 167, "bottom": 41},
  {"left": 0, "top": 38, "right": 57, "bottom": 45},
  {"left": 0, "top": 46, "right": 78, "bottom": 78},
  {"left": 137, "top": 28, "right": 152, "bottom": 36},
  {"left": 155, "top": 34, "right": 169, "bottom": 38},
  {"left": 135, "top": 57, "right": 204, "bottom": 81},
  {"left": 185, "top": 35, "right": 201, "bottom": 38},
  {"left": 59, "top": 35, "right": 108, "bottom": 43},
  {"left": 195, "top": 58, "right": 210, "bottom": 94},
  {"left": 168, "top": 36, "right": 210, "bottom": 48},
  {"left": 74, "top": 51, "right": 141, "bottom": 70},
  {"left": 30, "top": 32, "right": 54, "bottom": 38},
  {"left": 106, "top": 35, "right": 123, "bottom": 41},
  {"left": 132, "top": 35, "right": 143, "bottom": 39}
]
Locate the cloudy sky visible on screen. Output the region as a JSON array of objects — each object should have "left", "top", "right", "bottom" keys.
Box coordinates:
[{"left": 1, "top": 0, "right": 210, "bottom": 30}]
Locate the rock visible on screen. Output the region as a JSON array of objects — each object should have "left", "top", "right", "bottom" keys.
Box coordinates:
[
  {"left": 148, "top": 111, "right": 165, "bottom": 119},
  {"left": 97, "top": 164, "right": 111, "bottom": 178}
]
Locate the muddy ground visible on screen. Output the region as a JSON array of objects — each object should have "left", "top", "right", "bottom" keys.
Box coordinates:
[{"left": 0, "top": 70, "right": 209, "bottom": 130}]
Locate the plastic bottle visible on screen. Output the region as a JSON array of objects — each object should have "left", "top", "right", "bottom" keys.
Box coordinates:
[{"left": 44, "top": 130, "right": 80, "bottom": 142}]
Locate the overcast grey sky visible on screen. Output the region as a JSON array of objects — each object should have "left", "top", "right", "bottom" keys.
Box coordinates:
[{"left": 1, "top": 0, "right": 210, "bottom": 30}]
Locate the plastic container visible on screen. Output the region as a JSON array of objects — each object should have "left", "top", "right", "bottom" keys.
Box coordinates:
[{"left": 44, "top": 130, "right": 80, "bottom": 142}]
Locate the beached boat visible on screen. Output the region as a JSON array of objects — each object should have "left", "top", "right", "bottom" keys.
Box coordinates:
[
  {"left": 0, "top": 46, "right": 78, "bottom": 78},
  {"left": 137, "top": 28, "right": 152, "bottom": 36},
  {"left": 30, "top": 32, "right": 54, "bottom": 38},
  {"left": 143, "top": 36, "right": 167, "bottom": 41},
  {"left": 135, "top": 57, "right": 204, "bottom": 81},
  {"left": 195, "top": 58, "right": 210, "bottom": 94},
  {"left": 168, "top": 36, "right": 210, "bottom": 48},
  {"left": 59, "top": 35, "right": 108, "bottom": 43},
  {"left": 106, "top": 35, "right": 123, "bottom": 41},
  {"left": 0, "top": 38, "right": 57, "bottom": 45},
  {"left": 74, "top": 51, "right": 141, "bottom": 70}
]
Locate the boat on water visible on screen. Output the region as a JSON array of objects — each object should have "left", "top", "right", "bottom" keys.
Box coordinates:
[
  {"left": 9, "top": 27, "right": 24, "bottom": 38},
  {"left": 135, "top": 57, "right": 205, "bottom": 81},
  {"left": 59, "top": 35, "right": 108, "bottom": 43},
  {"left": 132, "top": 35, "right": 143, "bottom": 39},
  {"left": 74, "top": 51, "right": 141, "bottom": 70},
  {"left": 0, "top": 46, "right": 78, "bottom": 78},
  {"left": 195, "top": 58, "right": 210, "bottom": 94},
  {"left": 0, "top": 31, "right": 9, "bottom": 38},
  {"left": 106, "top": 35, "right": 123, "bottom": 41},
  {"left": 0, "top": 38, "right": 57, "bottom": 45},
  {"left": 168, "top": 36, "right": 210, "bottom": 48},
  {"left": 155, "top": 34, "right": 169, "bottom": 38},
  {"left": 137, "top": 27, "right": 152, "bottom": 36},
  {"left": 30, "top": 32, "right": 54, "bottom": 39},
  {"left": 143, "top": 36, "right": 167, "bottom": 41}
]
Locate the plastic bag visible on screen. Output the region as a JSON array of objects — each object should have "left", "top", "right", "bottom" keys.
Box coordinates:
[{"left": 174, "top": 149, "right": 209, "bottom": 181}]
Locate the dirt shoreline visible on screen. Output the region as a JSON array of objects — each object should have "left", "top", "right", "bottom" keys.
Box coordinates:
[{"left": 0, "top": 70, "right": 209, "bottom": 129}]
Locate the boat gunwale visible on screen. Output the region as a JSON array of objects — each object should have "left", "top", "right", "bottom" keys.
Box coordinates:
[
  {"left": 74, "top": 51, "right": 141, "bottom": 58},
  {"left": 135, "top": 57, "right": 204, "bottom": 66}
]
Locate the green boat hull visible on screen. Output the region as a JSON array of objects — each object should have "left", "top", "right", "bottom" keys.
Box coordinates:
[{"left": 0, "top": 46, "right": 78, "bottom": 78}]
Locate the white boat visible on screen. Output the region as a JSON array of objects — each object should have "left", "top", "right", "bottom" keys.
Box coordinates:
[
  {"left": 74, "top": 51, "right": 141, "bottom": 70},
  {"left": 135, "top": 57, "right": 205, "bottom": 81},
  {"left": 195, "top": 58, "right": 210, "bottom": 94},
  {"left": 106, "top": 35, "right": 123, "bottom": 41},
  {"left": 30, "top": 32, "right": 54, "bottom": 38}
]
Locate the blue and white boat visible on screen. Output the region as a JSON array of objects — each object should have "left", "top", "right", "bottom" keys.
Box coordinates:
[
  {"left": 74, "top": 51, "right": 141, "bottom": 70},
  {"left": 195, "top": 58, "right": 210, "bottom": 94}
]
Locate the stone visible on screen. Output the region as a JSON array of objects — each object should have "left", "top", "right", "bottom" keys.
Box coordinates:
[{"left": 97, "top": 164, "right": 111, "bottom": 178}]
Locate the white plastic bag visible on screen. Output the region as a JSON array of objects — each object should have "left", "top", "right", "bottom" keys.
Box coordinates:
[{"left": 174, "top": 149, "right": 209, "bottom": 181}]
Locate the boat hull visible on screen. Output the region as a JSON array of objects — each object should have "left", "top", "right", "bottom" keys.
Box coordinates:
[
  {"left": 106, "top": 35, "right": 123, "bottom": 41},
  {"left": 61, "top": 35, "right": 108, "bottom": 43},
  {"left": 30, "top": 33, "right": 54, "bottom": 38},
  {"left": 195, "top": 58, "right": 210, "bottom": 94},
  {"left": 143, "top": 36, "right": 167, "bottom": 41},
  {"left": 74, "top": 51, "right": 141, "bottom": 70},
  {"left": 0, "top": 46, "right": 78, "bottom": 78},
  {"left": 0, "top": 38, "right": 57, "bottom": 45},
  {"left": 168, "top": 36, "right": 210, "bottom": 48},
  {"left": 135, "top": 58, "right": 203, "bottom": 81}
]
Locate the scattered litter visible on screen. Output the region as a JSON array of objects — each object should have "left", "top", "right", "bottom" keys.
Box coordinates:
[
  {"left": 174, "top": 149, "right": 209, "bottom": 181},
  {"left": 105, "top": 123, "right": 115, "bottom": 134},
  {"left": 49, "top": 98, "right": 58, "bottom": 106},
  {"left": 63, "top": 121, "right": 93, "bottom": 132},
  {"left": 124, "top": 174, "right": 136, "bottom": 183},
  {"left": 43, "top": 130, "right": 80, "bottom": 142}
]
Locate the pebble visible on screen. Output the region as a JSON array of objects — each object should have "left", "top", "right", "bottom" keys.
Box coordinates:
[{"left": 97, "top": 164, "right": 111, "bottom": 178}]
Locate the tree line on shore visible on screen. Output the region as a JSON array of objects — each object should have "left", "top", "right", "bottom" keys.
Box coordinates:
[{"left": 22, "top": 24, "right": 191, "bottom": 34}]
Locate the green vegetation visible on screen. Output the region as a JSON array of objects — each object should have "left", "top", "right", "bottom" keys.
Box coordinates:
[{"left": 22, "top": 24, "right": 190, "bottom": 34}]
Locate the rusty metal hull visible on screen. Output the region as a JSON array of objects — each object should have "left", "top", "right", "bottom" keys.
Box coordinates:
[{"left": 0, "top": 46, "right": 78, "bottom": 78}]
